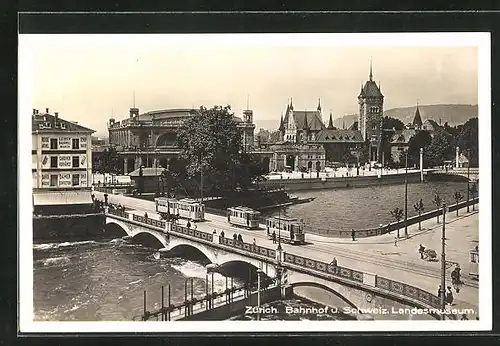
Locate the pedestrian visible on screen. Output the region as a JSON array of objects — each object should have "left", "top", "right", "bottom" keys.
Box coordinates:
[
  {"left": 461, "top": 314, "right": 469, "bottom": 320},
  {"left": 233, "top": 233, "right": 237, "bottom": 242},
  {"left": 394, "top": 236, "right": 398, "bottom": 247},
  {"left": 272, "top": 231, "right": 277, "bottom": 244},
  {"left": 253, "top": 238, "right": 256, "bottom": 246},
  {"left": 351, "top": 229, "right": 355, "bottom": 241},
  {"left": 238, "top": 234, "right": 243, "bottom": 243},
  {"left": 220, "top": 230, "right": 225, "bottom": 238},
  {"left": 437, "top": 285, "right": 443, "bottom": 298},
  {"left": 144, "top": 212, "right": 148, "bottom": 219},
  {"left": 419, "top": 244, "right": 425, "bottom": 259},
  {"left": 186, "top": 220, "right": 191, "bottom": 229},
  {"left": 330, "top": 257, "right": 337, "bottom": 267},
  {"left": 445, "top": 286, "right": 454, "bottom": 306}
]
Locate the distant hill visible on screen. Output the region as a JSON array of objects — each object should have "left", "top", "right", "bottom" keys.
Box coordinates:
[{"left": 334, "top": 104, "right": 478, "bottom": 129}]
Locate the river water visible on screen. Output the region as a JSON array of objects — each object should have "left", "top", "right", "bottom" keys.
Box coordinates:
[{"left": 33, "top": 181, "right": 469, "bottom": 321}]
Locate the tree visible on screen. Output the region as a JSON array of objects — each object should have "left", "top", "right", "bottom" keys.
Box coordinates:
[
  {"left": 390, "top": 207, "right": 404, "bottom": 238},
  {"left": 176, "top": 105, "right": 264, "bottom": 195},
  {"left": 425, "top": 129, "right": 455, "bottom": 167},
  {"left": 469, "top": 183, "right": 478, "bottom": 211},
  {"left": 94, "top": 146, "right": 120, "bottom": 174},
  {"left": 432, "top": 193, "right": 442, "bottom": 223},
  {"left": 413, "top": 199, "right": 425, "bottom": 230},
  {"left": 407, "top": 131, "right": 432, "bottom": 167},
  {"left": 381, "top": 116, "right": 405, "bottom": 163},
  {"left": 457, "top": 117, "right": 478, "bottom": 167},
  {"left": 453, "top": 191, "right": 463, "bottom": 216}
]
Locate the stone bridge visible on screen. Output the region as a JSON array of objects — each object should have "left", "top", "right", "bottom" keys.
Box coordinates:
[
  {"left": 429, "top": 168, "right": 479, "bottom": 182},
  {"left": 104, "top": 207, "right": 452, "bottom": 320}
]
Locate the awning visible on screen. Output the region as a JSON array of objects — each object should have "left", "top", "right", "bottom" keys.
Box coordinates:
[{"left": 33, "top": 190, "right": 93, "bottom": 206}]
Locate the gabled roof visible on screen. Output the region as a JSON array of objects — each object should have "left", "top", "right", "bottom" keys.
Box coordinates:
[
  {"left": 359, "top": 80, "right": 384, "bottom": 98},
  {"left": 390, "top": 129, "right": 417, "bottom": 144},
  {"left": 348, "top": 121, "right": 358, "bottom": 131},
  {"left": 315, "top": 129, "right": 364, "bottom": 143},
  {"left": 32, "top": 113, "right": 94, "bottom": 133},
  {"left": 422, "top": 119, "right": 440, "bottom": 130},
  {"left": 283, "top": 110, "right": 325, "bottom": 131}
]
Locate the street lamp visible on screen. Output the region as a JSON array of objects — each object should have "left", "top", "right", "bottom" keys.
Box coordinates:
[
  {"left": 440, "top": 203, "right": 447, "bottom": 318},
  {"left": 404, "top": 149, "right": 408, "bottom": 237},
  {"left": 256, "top": 268, "right": 263, "bottom": 321},
  {"left": 467, "top": 149, "right": 470, "bottom": 213}
]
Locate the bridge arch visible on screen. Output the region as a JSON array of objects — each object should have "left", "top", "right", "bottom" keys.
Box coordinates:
[
  {"left": 290, "top": 281, "right": 358, "bottom": 309},
  {"left": 168, "top": 243, "right": 213, "bottom": 263},
  {"left": 131, "top": 232, "right": 166, "bottom": 249}
]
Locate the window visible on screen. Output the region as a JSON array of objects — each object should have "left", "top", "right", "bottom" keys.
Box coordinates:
[
  {"left": 72, "top": 174, "right": 79, "bottom": 186},
  {"left": 50, "top": 156, "right": 58, "bottom": 168},
  {"left": 72, "top": 138, "right": 80, "bottom": 150},
  {"left": 50, "top": 138, "right": 58, "bottom": 149},
  {"left": 72, "top": 156, "right": 79, "bottom": 168},
  {"left": 372, "top": 123, "right": 378, "bottom": 130},
  {"left": 50, "top": 174, "right": 58, "bottom": 187}
]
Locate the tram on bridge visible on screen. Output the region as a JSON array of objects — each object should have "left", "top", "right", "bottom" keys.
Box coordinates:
[
  {"left": 266, "top": 216, "right": 306, "bottom": 245},
  {"left": 226, "top": 206, "right": 261, "bottom": 229},
  {"left": 154, "top": 197, "right": 205, "bottom": 222}
]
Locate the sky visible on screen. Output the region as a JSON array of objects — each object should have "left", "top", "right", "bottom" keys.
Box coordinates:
[{"left": 20, "top": 34, "right": 480, "bottom": 138}]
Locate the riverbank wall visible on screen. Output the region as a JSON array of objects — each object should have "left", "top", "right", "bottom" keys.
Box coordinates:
[
  {"left": 33, "top": 213, "right": 106, "bottom": 243},
  {"left": 259, "top": 172, "right": 424, "bottom": 192},
  {"left": 306, "top": 197, "right": 479, "bottom": 238}
]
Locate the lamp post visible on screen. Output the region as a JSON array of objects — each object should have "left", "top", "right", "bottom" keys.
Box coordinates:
[
  {"left": 440, "top": 203, "right": 447, "bottom": 318},
  {"left": 404, "top": 149, "right": 408, "bottom": 237},
  {"left": 467, "top": 149, "right": 470, "bottom": 213},
  {"left": 256, "top": 268, "right": 263, "bottom": 321}
]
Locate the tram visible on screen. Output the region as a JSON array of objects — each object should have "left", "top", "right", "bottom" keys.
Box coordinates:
[
  {"left": 226, "top": 206, "right": 261, "bottom": 229},
  {"left": 469, "top": 241, "right": 479, "bottom": 279},
  {"left": 154, "top": 197, "right": 205, "bottom": 222},
  {"left": 265, "top": 216, "right": 306, "bottom": 245}
]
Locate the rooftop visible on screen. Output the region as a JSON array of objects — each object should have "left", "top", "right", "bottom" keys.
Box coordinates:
[{"left": 32, "top": 110, "right": 94, "bottom": 134}]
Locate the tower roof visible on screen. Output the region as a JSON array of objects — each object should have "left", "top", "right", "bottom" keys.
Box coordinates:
[
  {"left": 327, "top": 112, "right": 334, "bottom": 129},
  {"left": 317, "top": 98, "right": 321, "bottom": 111},
  {"left": 279, "top": 114, "right": 285, "bottom": 131},
  {"left": 359, "top": 61, "right": 383, "bottom": 98},
  {"left": 412, "top": 105, "right": 423, "bottom": 127}
]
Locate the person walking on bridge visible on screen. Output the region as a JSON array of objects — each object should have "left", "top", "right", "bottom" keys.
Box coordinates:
[
  {"left": 419, "top": 244, "right": 425, "bottom": 259},
  {"left": 220, "top": 230, "right": 225, "bottom": 238},
  {"left": 351, "top": 229, "right": 355, "bottom": 241},
  {"left": 272, "top": 231, "right": 277, "bottom": 244},
  {"left": 233, "top": 233, "right": 237, "bottom": 242},
  {"left": 238, "top": 234, "right": 243, "bottom": 243}
]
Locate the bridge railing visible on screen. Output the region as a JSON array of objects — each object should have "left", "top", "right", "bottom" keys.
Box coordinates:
[
  {"left": 283, "top": 252, "right": 364, "bottom": 283},
  {"left": 107, "top": 208, "right": 129, "bottom": 219},
  {"left": 283, "top": 251, "right": 443, "bottom": 310},
  {"left": 219, "top": 237, "right": 276, "bottom": 259},
  {"left": 375, "top": 276, "right": 441, "bottom": 309},
  {"left": 170, "top": 223, "right": 214, "bottom": 242},
  {"left": 132, "top": 214, "right": 166, "bottom": 230}
]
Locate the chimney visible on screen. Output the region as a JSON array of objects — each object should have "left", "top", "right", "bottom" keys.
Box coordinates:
[
  {"left": 55, "top": 112, "right": 59, "bottom": 120},
  {"left": 46, "top": 108, "right": 49, "bottom": 114},
  {"left": 33, "top": 109, "right": 36, "bottom": 115}
]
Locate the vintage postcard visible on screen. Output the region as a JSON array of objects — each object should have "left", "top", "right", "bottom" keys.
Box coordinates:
[{"left": 19, "top": 32, "right": 491, "bottom": 333}]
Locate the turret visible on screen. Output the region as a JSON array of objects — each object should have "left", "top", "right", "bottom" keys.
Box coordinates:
[{"left": 327, "top": 112, "right": 334, "bottom": 130}]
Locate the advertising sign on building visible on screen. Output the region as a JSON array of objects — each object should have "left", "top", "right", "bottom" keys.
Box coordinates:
[
  {"left": 80, "top": 172, "right": 88, "bottom": 186},
  {"left": 58, "top": 137, "right": 72, "bottom": 149},
  {"left": 59, "top": 155, "right": 72, "bottom": 168},
  {"left": 41, "top": 137, "right": 49, "bottom": 149},
  {"left": 41, "top": 173, "right": 50, "bottom": 187},
  {"left": 80, "top": 136, "right": 87, "bottom": 149},
  {"left": 59, "top": 172, "right": 72, "bottom": 186}
]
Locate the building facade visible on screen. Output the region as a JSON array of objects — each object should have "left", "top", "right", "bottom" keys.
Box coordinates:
[
  {"left": 32, "top": 108, "right": 94, "bottom": 189},
  {"left": 107, "top": 107, "right": 255, "bottom": 173},
  {"left": 268, "top": 63, "right": 382, "bottom": 170}
]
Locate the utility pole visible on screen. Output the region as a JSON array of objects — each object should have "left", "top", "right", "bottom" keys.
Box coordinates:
[
  {"left": 440, "top": 203, "right": 447, "bottom": 319},
  {"left": 467, "top": 149, "right": 470, "bottom": 213},
  {"left": 200, "top": 152, "right": 204, "bottom": 204},
  {"left": 404, "top": 149, "right": 408, "bottom": 237},
  {"left": 257, "top": 269, "right": 262, "bottom": 321}
]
